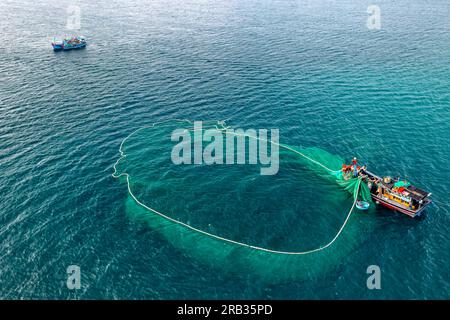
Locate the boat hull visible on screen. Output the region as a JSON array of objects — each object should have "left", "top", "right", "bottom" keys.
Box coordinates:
[
  {"left": 371, "top": 194, "right": 429, "bottom": 218},
  {"left": 52, "top": 44, "right": 63, "bottom": 51},
  {"left": 62, "top": 44, "right": 86, "bottom": 50}
]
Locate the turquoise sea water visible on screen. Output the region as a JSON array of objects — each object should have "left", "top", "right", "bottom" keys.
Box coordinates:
[{"left": 1, "top": 0, "right": 449, "bottom": 299}]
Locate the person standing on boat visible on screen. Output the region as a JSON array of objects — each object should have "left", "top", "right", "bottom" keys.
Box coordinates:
[{"left": 352, "top": 157, "right": 358, "bottom": 177}]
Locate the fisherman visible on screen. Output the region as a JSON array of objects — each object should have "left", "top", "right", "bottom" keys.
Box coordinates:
[
  {"left": 352, "top": 157, "right": 358, "bottom": 177},
  {"left": 341, "top": 164, "right": 351, "bottom": 180},
  {"left": 375, "top": 178, "right": 382, "bottom": 195},
  {"left": 360, "top": 165, "right": 367, "bottom": 177}
]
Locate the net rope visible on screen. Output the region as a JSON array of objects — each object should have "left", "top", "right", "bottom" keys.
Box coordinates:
[{"left": 112, "top": 120, "right": 363, "bottom": 255}]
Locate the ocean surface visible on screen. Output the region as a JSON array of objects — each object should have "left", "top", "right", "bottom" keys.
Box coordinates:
[{"left": 0, "top": 0, "right": 449, "bottom": 299}]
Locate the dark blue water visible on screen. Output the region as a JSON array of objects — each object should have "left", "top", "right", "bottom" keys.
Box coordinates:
[{"left": 0, "top": 0, "right": 449, "bottom": 299}]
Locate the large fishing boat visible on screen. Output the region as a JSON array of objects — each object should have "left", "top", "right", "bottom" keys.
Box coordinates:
[
  {"left": 342, "top": 160, "right": 432, "bottom": 217},
  {"left": 52, "top": 36, "right": 86, "bottom": 51},
  {"left": 362, "top": 169, "right": 432, "bottom": 217}
]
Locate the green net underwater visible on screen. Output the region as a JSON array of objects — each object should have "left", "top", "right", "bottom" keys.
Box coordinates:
[{"left": 112, "top": 120, "right": 374, "bottom": 281}]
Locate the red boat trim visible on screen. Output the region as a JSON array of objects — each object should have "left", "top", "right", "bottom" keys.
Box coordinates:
[{"left": 371, "top": 195, "right": 424, "bottom": 217}]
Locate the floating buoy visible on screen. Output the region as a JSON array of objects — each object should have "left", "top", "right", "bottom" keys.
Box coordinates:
[{"left": 356, "top": 200, "right": 370, "bottom": 210}]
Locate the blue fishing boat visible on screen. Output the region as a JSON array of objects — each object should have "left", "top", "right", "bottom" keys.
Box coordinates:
[{"left": 52, "top": 36, "right": 86, "bottom": 51}]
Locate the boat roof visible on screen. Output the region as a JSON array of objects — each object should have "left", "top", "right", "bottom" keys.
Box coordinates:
[{"left": 406, "top": 185, "right": 430, "bottom": 201}]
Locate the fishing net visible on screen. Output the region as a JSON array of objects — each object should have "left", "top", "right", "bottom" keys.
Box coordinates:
[{"left": 113, "top": 120, "right": 373, "bottom": 281}]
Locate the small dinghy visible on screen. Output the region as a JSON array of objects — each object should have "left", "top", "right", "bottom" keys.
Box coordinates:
[{"left": 356, "top": 200, "right": 370, "bottom": 211}]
